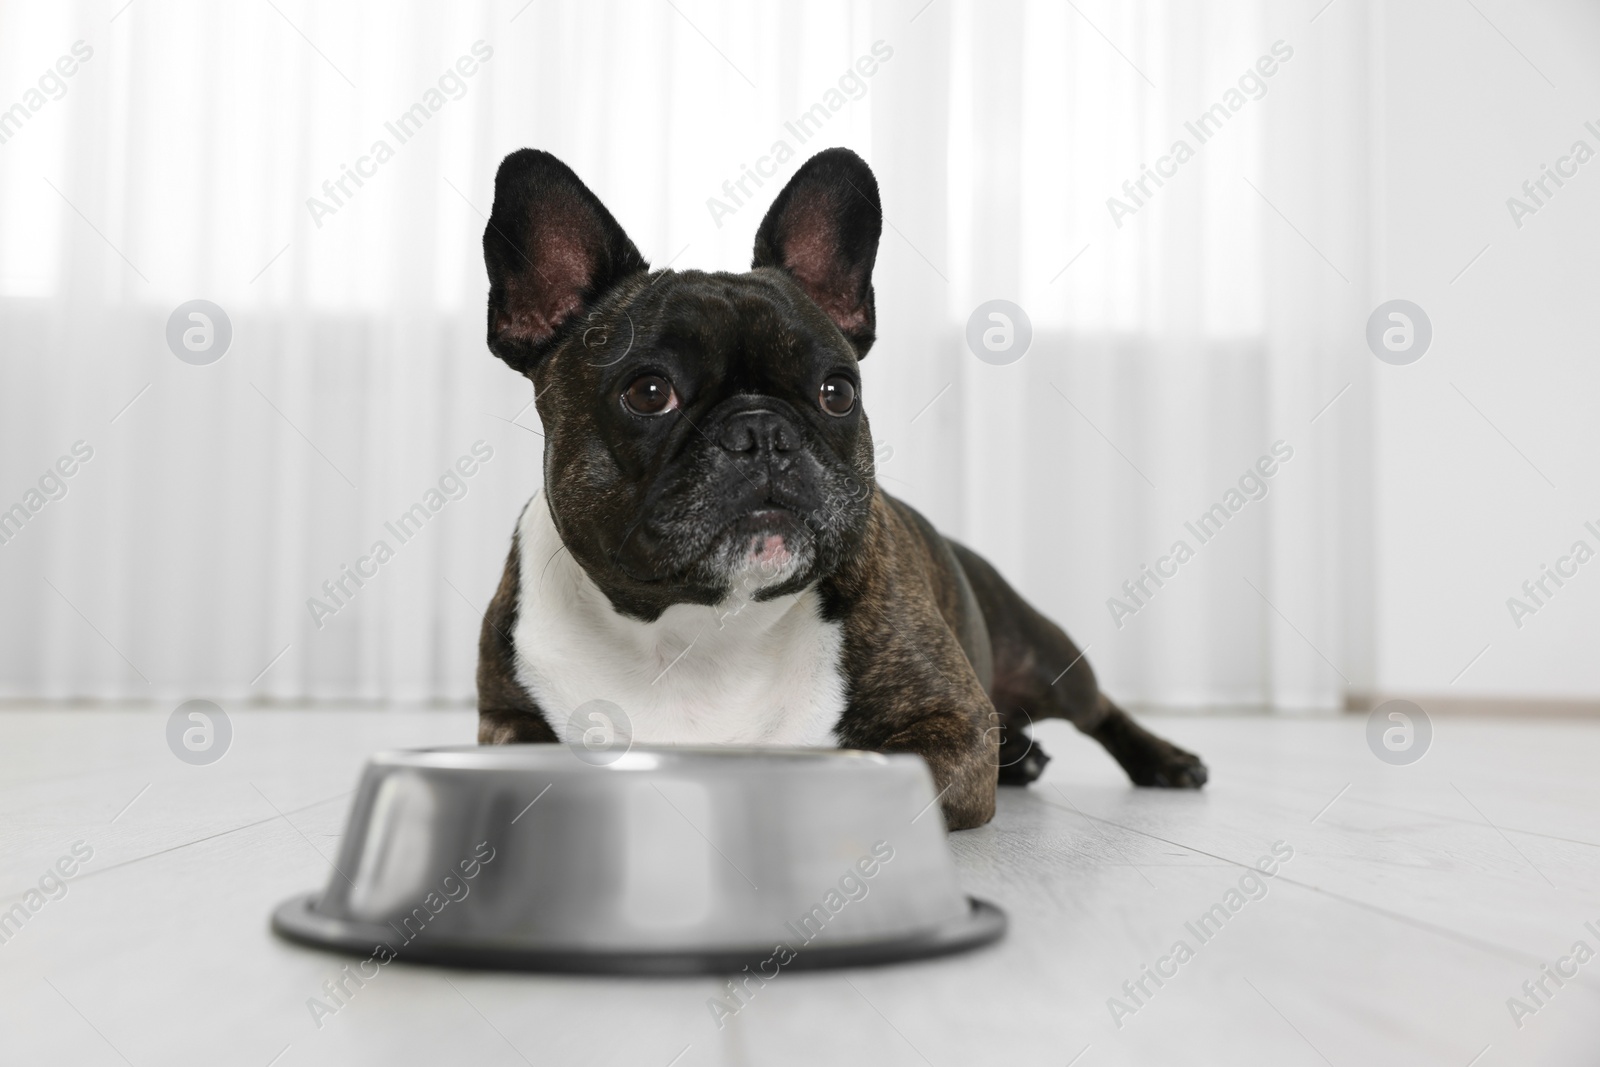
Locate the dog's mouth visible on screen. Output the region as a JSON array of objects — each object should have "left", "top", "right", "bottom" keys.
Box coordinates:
[
  {"left": 610, "top": 499, "right": 813, "bottom": 585},
  {"left": 732, "top": 505, "right": 799, "bottom": 533},
  {"left": 710, "top": 505, "right": 811, "bottom": 590},
  {"left": 716, "top": 505, "right": 804, "bottom": 559}
]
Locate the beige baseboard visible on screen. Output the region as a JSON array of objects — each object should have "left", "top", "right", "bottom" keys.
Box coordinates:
[{"left": 1343, "top": 693, "right": 1600, "bottom": 718}]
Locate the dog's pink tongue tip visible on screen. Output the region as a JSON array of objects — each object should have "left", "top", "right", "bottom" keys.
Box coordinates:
[{"left": 754, "top": 534, "right": 789, "bottom": 566}]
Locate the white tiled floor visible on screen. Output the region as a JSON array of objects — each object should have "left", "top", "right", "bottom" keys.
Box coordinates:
[{"left": 0, "top": 709, "right": 1596, "bottom": 1066}]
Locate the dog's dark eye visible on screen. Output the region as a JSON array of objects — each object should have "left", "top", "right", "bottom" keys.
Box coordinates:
[
  {"left": 622, "top": 375, "right": 677, "bottom": 416},
  {"left": 819, "top": 376, "right": 856, "bottom": 416}
]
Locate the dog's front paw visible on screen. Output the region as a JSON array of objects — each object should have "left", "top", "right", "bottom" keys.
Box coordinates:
[
  {"left": 477, "top": 708, "right": 559, "bottom": 745},
  {"left": 996, "top": 735, "right": 1051, "bottom": 786}
]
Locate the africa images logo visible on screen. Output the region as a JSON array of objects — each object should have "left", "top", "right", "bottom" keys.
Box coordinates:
[
  {"left": 705, "top": 841, "right": 896, "bottom": 1029},
  {"left": 703, "top": 41, "right": 893, "bottom": 228},
  {"left": 304, "top": 42, "right": 493, "bottom": 228},
  {"left": 1107, "top": 841, "right": 1295, "bottom": 1029}
]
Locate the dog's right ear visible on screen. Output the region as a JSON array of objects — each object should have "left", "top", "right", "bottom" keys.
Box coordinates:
[{"left": 483, "top": 150, "right": 649, "bottom": 373}]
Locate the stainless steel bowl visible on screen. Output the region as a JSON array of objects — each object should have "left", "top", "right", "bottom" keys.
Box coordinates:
[{"left": 271, "top": 745, "right": 1004, "bottom": 973}]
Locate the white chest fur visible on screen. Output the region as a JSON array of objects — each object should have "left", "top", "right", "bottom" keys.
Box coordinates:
[{"left": 511, "top": 493, "right": 848, "bottom": 746}]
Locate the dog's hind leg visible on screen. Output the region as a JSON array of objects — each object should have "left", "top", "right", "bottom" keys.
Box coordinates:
[{"left": 949, "top": 542, "right": 1208, "bottom": 789}]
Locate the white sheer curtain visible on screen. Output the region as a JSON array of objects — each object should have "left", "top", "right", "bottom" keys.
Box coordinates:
[{"left": 0, "top": 0, "right": 1373, "bottom": 709}]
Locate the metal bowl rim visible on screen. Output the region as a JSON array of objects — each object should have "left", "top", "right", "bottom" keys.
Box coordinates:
[
  {"left": 367, "top": 744, "right": 910, "bottom": 774},
  {"left": 270, "top": 890, "right": 1005, "bottom": 974}
]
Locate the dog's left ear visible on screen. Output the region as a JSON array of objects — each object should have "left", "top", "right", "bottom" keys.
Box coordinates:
[{"left": 752, "top": 148, "right": 882, "bottom": 356}]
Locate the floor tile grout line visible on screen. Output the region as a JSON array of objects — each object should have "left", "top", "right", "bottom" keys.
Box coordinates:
[
  {"left": 0, "top": 789, "right": 354, "bottom": 900},
  {"left": 1450, "top": 782, "right": 1559, "bottom": 889},
  {"left": 1051, "top": 783, "right": 1157, "bottom": 889},
  {"left": 1218, "top": 767, "right": 1600, "bottom": 850},
  {"left": 251, "top": 782, "right": 360, "bottom": 890},
  {"left": 1034, "top": 795, "right": 1548, "bottom": 968}
]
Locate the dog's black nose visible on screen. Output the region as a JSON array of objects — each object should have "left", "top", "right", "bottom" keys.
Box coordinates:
[{"left": 718, "top": 409, "right": 796, "bottom": 458}]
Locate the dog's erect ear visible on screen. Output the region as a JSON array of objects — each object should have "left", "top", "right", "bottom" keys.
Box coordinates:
[
  {"left": 483, "top": 149, "right": 649, "bottom": 373},
  {"left": 752, "top": 148, "right": 882, "bottom": 356}
]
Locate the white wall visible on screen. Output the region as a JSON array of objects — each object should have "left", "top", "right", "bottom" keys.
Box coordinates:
[{"left": 1374, "top": 0, "right": 1600, "bottom": 700}]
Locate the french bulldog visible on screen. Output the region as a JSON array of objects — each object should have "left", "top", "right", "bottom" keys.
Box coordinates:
[{"left": 475, "top": 147, "right": 1206, "bottom": 829}]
